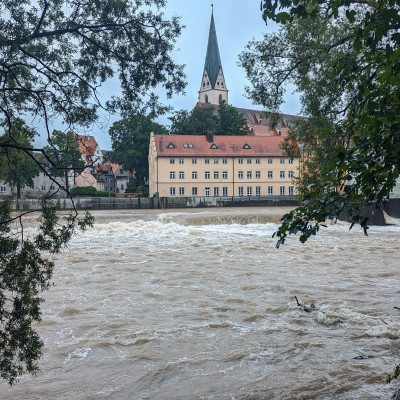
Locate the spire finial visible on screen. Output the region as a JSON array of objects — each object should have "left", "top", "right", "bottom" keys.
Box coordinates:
[{"left": 211, "top": 3, "right": 213, "bottom": 13}]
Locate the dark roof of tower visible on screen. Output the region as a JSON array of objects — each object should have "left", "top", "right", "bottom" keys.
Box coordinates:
[{"left": 204, "top": 11, "right": 223, "bottom": 88}]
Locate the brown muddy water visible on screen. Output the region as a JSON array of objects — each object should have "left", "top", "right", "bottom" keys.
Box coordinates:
[{"left": 1, "top": 207, "right": 400, "bottom": 399}]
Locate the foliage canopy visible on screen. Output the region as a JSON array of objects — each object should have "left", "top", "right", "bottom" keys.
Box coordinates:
[
  {"left": 169, "top": 102, "right": 248, "bottom": 136},
  {"left": 241, "top": 0, "right": 400, "bottom": 246},
  {"left": 0, "top": 0, "right": 185, "bottom": 384}
]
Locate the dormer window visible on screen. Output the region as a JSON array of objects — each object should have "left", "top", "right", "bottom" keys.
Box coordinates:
[
  {"left": 243, "top": 144, "right": 251, "bottom": 149},
  {"left": 217, "top": 81, "right": 220, "bottom": 86},
  {"left": 167, "top": 143, "right": 175, "bottom": 149},
  {"left": 210, "top": 143, "right": 218, "bottom": 149},
  {"left": 207, "top": 81, "right": 210, "bottom": 86},
  {"left": 221, "top": 82, "right": 224, "bottom": 87}
]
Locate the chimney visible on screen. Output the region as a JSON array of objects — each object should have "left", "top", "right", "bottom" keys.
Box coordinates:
[{"left": 206, "top": 130, "right": 214, "bottom": 143}]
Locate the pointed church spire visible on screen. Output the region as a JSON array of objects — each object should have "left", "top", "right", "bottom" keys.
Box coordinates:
[{"left": 198, "top": 6, "right": 228, "bottom": 105}]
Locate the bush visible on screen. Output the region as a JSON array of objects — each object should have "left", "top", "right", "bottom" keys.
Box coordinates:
[
  {"left": 92, "top": 190, "right": 116, "bottom": 197},
  {"left": 70, "top": 186, "right": 97, "bottom": 195},
  {"left": 136, "top": 186, "right": 149, "bottom": 197},
  {"left": 70, "top": 186, "right": 115, "bottom": 197}
]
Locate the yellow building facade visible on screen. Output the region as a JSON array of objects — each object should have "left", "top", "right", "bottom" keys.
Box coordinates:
[{"left": 149, "top": 132, "right": 300, "bottom": 198}]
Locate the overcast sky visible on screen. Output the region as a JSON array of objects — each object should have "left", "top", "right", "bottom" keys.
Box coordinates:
[{"left": 69, "top": 1, "right": 301, "bottom": 149}]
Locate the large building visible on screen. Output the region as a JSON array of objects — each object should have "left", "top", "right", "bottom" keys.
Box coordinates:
[{"left": 149, "top": 132, "right": 299, "bottom": 198}]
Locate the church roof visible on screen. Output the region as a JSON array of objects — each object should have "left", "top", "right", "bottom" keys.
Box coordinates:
[{"left": 204, "top": 11, "right": 223, "bottom": 88}]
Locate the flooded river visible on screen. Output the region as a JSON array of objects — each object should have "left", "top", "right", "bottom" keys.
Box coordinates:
[{"left": 1, "top": 207, "right": 400, "bottom": 399}]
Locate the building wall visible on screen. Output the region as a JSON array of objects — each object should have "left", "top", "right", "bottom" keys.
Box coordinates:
[
  {"left": 0, "top": 170, "right": 75, "bottom": 198},
  {"left": 198, "top": 70, "right": 228, "bottom": 105},
  {"left": 75, "top": 171, "right": 104, "bottom": 191},
  {"left": 150, "top": 154, "right": 300, "bottom": 198}
]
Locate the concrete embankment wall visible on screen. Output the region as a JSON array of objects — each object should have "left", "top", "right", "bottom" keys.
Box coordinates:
[{"left": 11, "top": 195, "right": 299, "bottom": 211}]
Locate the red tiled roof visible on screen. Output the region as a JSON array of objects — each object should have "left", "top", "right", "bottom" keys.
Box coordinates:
[
  {"left": 154, "top": 134, "right": 299, "bottom": 157},
  {"left": 97, "top": 162, "right": 119, "bottom": 174},
  {"left": 75, "top": 134, "right": 98, "bottom": 163}
]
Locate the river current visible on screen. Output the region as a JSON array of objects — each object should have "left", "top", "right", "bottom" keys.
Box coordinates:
[{"left": 1, "top": 207, "right": 400, "bottom": 399}]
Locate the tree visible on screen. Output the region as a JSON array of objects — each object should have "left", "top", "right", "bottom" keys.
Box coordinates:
[
  {"left": 0, "top": 120, "right": 40, "bottom": 199},
  {"left": 43, "top": 130, "right": 85, "bottom": 193},
  {"left": 0, "top": 0, "right": 185, "bottom": 384},
  {"left": 241, "top": 0, "right": 400, "bottom": 246},
  {"left": 109, "top": 115, "right": 168, "bottom": 188},
  {"left": 169, "top": 102, "right": 248, "bottom": 135}
]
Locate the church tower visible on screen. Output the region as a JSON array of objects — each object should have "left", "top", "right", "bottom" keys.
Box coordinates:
[{"left": 198, "top": 7, "right": 228, "bottom": 105}]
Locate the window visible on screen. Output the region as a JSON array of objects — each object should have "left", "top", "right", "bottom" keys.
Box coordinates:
[
  {"left": 192, "top": 171, "right": 198, "bottom": 179},
  {"left": 222, "top": 158, "right": 228, "bottom": 164},
  {"left": 268, "top": 186, "right": 273, "bottom": 195},
  {"left": 255, "top": 171, "right": 261, "bottom": 179},
  {"left": 238, "top": 186, "right": 244, "bottom": 196},
  {"left": 256, "top": 158, "right": 261, "bottom": 164},
  {"left": 120, "top": 184, "right": 124, "bottom": 190},
  {"left": 238, "top": 171, "right": 243, "bottom": 179},
  {"left": 280, "top": 158, "right": 285, "bottom": 164},
  {"left": 214, "top": 158, "right": 219, "bottom": 164},
  {"left": 268, "top": 158, "right": 273, "bottom": 164},
  {"left": 179, "top": 187, "right": 185, "bottom": 195},
  {"left": 268, "top": 171, "right": 273, "bottom": 179},
  {"left": 288, "top": 171, "right": 294, "bottom": 178},
  {"left": 238, "top": 158, "right": 243, "bottom": 164},
  {"left": 223, "top": 187, "right": 228, "bottom": 196},
  {"left": 211, "top": 144, "right": 218, "bottom": 149},
  {"left": 1, "top": 186, "right": 6, "bottom": 192},
  {"left": 205, "top": 187, "right": 210, "bottom": 197},
  {"left": 167, "top": 143, "right": 175, "bottom": 149},
  {"left": 247, "top": 171, "right": 252, "bottom": 179},
  {"left": 243, "top": 144, "right": 251, "bottom": 149},
  {"left": 205, "top": 158, "right": 210, "bottom": 164},
  {"left": 256, "top": 186, "right": 261, "bottom": 196},
  {"left": 222, "top": 171, "right": 228, "bottom": 179},
  {"left": 214, "top": 171, "right": 219, "bottom": 179},
  {"left": 179, "top": 171, "right": 184, "bottom": 179},
  {"left": 289, "top": 186, "right": 294, "bottom": 195},
  {"left": 280, "top": 186, "right": 285, "bottom": 195},
  {"left": 192, "top": 158, "right": 197, "bottom": 164},
  {"left": 192, "top": 187, "right": 198, "bottom": 195},
  {"left": 170, "top": 187, "right": 176, "bottom": 196},
  {"left": 247, "top": 186, "right": 252, "bottom": 196},
  {"left": 179, "top": 158, "right": 184, "bottom": 164},
  {"left": 170, "top": 171, "right": 175, "bottom": 179},
  {"left": 280, "top": 171, "right": 285, "bottom": 178},
  {"left": 205, "top": 171, "right": 210, "bottom": 179},
  {"left": 120, "top": 169, "right": 124, "bottom": 174},
  {"left": 289, "top": 159, "right": 293, "bottom": 164},
  {"left": 247, "top": 158, "right": 252, "bottom": 164},
  {"left": 170, "top": 158, "right": 175, "bottom": 164},
  {"left": 214, "top": 187, "right": 219, "bottom": 197},
  {"left": 41, "top": 185, "right": 46, "bottom": 191}
]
